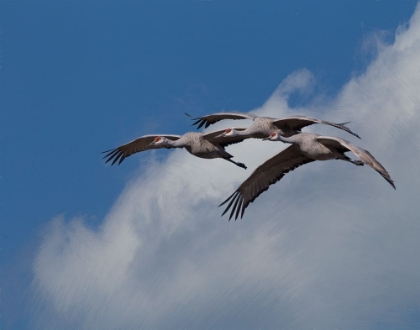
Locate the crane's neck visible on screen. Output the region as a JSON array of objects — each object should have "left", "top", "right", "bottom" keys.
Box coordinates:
[
  {"left": 238, "top": 125, "right": 262, "bottom": 136},
  {"left": 165, "top": 138, "right": 187, "bottom": 148},
  {"left": 275, "top": 134, "right": 299, "bottom": 144}
]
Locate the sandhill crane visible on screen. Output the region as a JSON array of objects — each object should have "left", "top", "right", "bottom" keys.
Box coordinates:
[
  {"left": 220, "top": 132, "right": 395, "bottom": 220},
  {"left": 102, "top": 129, "right": 249, "bottom": 169},
  {"left": 186, "top": 112, "right": 360, "bottom": 139}
]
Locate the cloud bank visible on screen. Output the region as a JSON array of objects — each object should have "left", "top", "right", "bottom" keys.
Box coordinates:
[{"left": 30, "top": 5, "right": 420, "bottom": 330}]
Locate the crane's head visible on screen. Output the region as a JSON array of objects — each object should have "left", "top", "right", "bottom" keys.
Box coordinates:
[
  {"left": 148, "top": 136, "right": 170, "bottom": 146},
  {"left": 214, "top": 128, "right": 239, "bottom": 139},
  {"left": 263, "top": 132, "right": 280, "bottom": 141}
]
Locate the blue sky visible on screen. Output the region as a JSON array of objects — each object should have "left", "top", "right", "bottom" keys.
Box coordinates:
[{"left": 2, "top": 1, "right": 420, "bottom": 329}]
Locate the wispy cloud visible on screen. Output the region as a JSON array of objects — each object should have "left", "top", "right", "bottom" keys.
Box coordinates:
[{"left": 29, "top": 5, "right": 420, "bottom": 330}]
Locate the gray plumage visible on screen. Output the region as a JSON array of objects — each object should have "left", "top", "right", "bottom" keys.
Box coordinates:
[
  {"left": 102, "top": 129, "right": 250, "bottom": 169},
  {"left": 186, "top": 112, "right": 360, "bottom": 139},
  {"left": 220, "top": 132, "right": 395, "bottom": 220}
]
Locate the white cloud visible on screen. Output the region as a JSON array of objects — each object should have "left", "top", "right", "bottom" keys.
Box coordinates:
[{"left": 31, "top": 5, "right": 420, "bottom": 330}]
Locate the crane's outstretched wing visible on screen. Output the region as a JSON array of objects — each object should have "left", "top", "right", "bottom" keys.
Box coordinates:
[
  {"left": 185, "top": 112, "right": 257, "bottom": 129},
  {"left": 316, "top": 136, "right": 395, "bottom": 189},
  {"left": 272, "top": 115, "right": 360, "bottom": 139},
  {"left": 102, "top": 134, "right": 180, "bottom": 165},
  {"left": 220, "top": 145, "right": 314, "bottom": 220},
  {"left": 203, "top": 128, "right": 267, "bottom": 147}
]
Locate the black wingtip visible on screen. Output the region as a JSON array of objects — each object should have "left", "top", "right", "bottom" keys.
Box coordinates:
[
  {"left": 376, "top": 169, "right": 396, "bottom": 190},
  {"left": 339, "top": 122, "right": 361, "bottom": 139},
  {"left": 185, "top": 112, "right": 200, "bottom": 121},
  {"left": 240, "top": 199, "right": 247, "bottom": 219},
  {"left": 186, "top": 112, "right": 204, "bottom": 129},
  {"left": 219, "top": 192, "right": 236, "bottom": 217},
  {"left": 101, "top": 148, "right": 114, "bottom": 154},
  {"left": 351, "top": 131, "right": 361, "bottom": 139},
  {"left": 190, "top": 118, "right": 204, "bottom": 129},
  {"left": 102, "top": 149, "right": 118, "bottom": 163},
  {"left": 101, "top": 147, "right": 126, "bottom": 166},
  {"left": 220, "top": 206, "right": 229, "bottom": 216},
  {"left": 219, "top": 197, "right": 230, "bottom": 208},
  {"left": 235, "top": 198, "right": 243, "bottom": 220},
  {"left": 118, "top": 156, "right": 125, "bottom": 165}
]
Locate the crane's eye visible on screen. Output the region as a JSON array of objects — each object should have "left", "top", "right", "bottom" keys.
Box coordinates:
[
  {"left": 154, "top": 137, "right": 161, "bottom": 142},
  {"left": 225, "top": 129, "right": 232, "bottom": 133}
]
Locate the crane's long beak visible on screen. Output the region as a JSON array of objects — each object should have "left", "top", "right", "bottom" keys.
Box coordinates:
[
  {"left": 214, "top": 133, "right": 225, "bottom": 139},
  {"left": 262, "top": 137, "right": 270, "bottom": 141}
]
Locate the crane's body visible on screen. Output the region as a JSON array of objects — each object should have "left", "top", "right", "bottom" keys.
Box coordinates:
[
  {"left": 236, "top": 116, "right": 297, "bottom": 137},
  {"left": 282, "top": 133, "right": 344, "bottom": 160},
  {"left": 164, "top": 132, "right": 231, "bottom": 159}
]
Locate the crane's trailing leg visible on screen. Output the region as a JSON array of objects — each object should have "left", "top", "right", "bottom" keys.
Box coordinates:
[
  {"left": 351, "top": 160, "right": 364, "bottom": 166},
  {"left": 341, "top": 155, "right": 364, "bottom": 166},
  {"left": 224, "top": 158, "right": 247, "bottom": 169}
]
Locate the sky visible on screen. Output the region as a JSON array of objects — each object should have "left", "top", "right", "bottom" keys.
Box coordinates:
[{"left": 2, "top": 1, "right": 420, "bottom": 329}]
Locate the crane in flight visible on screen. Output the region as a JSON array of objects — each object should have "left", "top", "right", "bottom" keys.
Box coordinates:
[
  {"left": 102, "top": 129, "right": 250, "bottom": 169},
  {"left": 186, "top": 112, "right": 360, "bottom": 140},
  {"left": 220, "top": 132, "right": 395, "bottom": 220}
]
